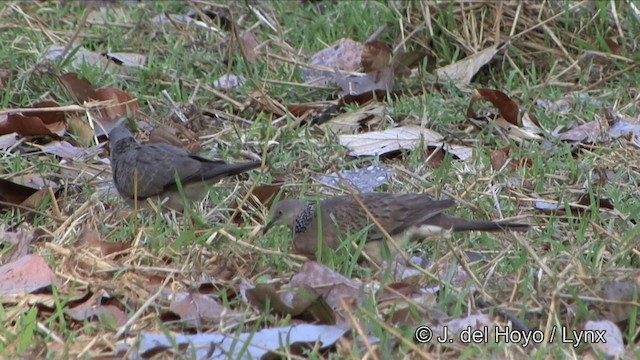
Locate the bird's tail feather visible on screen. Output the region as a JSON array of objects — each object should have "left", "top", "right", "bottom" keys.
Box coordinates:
[
  {"left": 200, "top": 160, "right": 262, "bottom": 180},
  {"left": 450, "top": 219, "right": 530, "bottom": 232}
]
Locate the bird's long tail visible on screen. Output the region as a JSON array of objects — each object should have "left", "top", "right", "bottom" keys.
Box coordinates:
[
  {"left": 200, "top": 160, "right": 262, "bottom": 181},
  {"left": 428, "top": 214, "right": 530, "bottom": 232}
]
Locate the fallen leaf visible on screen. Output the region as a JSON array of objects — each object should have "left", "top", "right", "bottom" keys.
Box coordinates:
[
  {"left": 39, "top": 141, "right": 94, "bottom": 159},
  {"left": 240, "top": 31, "right": 259, "bottom": 63},
  {"left": 605, "top": 38, "right": 622, "bottom": 55},
  {"left": 246, "top": 283, "right": 335, "bottom": 324},
  {"left": 67, "top": 291, "right": 127, "bottom": 327},
  {"left": 319, "top": 102, "right": 385, "bottom": 134},
  {"left": 0, "top": 178, "right": 40, "bottom": 211},
  {"left": 231, "top": 183, "right": 282, "bottom": 224},
  {"left": 0, "top": 230, "right": 33, "bottom": 263},
  {"left": 436, "top": 44, "right": 499, "bottom": 86},
  {"left": 558, "top": 118, "right": 609, "bottom": 143},
  {"left": 66, "top": 114, "right": 95, "bottom": 147},
  {"left": 44, "top": 45, "right": 110, "bottom": 69},
  {"left": 302, "top": 38, "right": 363, "bottom": 84},
  {"left": 393, "top": 49, "right": 431, "bottom": 77},
  {"left": 602, "top": 280, "right": 639, "bottom": 323},
  {"left": 44, "top": 45, "right": 146, "bottom": 71},
  {"left": 583, "top": 320, "right": 624, "bottom": 358},
  {"left": 57, "top": 73, "right": 139, "bottom": 134},
  {"left": 0, "top": 112, "right": 64, "bottom": 137},
  {"left": 103, "top": 52, "right": 146, "bottom": 68},
  {"left": 472, "top": 88, "right": 520, "bottom": 126},
  {"left": 79, "top": 228, "right": 130, "bottom": 256},
  {"left": 338, "top": 125, "right": 472, "bottom": 160},
  {"left": 490, "top": 146, "right": 532, "bottom": 171},
  {"left": 315, "top": 162, "right": 394, "bottom": 192},
  {"left": 118, "top": 324, "right": 350, "bottom": 359},
  {"left": 361, "top": 40, "right": 392, "bottom": 72},
  {"left": 169, "top": 292, "right": 243, "bottom": 328},
  {"left": 288, "top": 261, "right": 363, "bottom": 312},
  {"left": 0, "top": 254, "right": 58, "bottom": 299},
  {"left": 0, "top": 132, "right": 20, "bottom": 149},
  {"left": 148, "top": 125, "right": 184, "bottom": 148},
  {"left": 212, "top": 74, "right": 246, "bottom": 89},
  {"left": 608, "top": 115, "right": 640, "bottom": 147},
  {"left": 331, "top": 66, "right": 394, "bottom": 96}
]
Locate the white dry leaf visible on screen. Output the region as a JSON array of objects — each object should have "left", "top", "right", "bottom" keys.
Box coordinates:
[
  {"left": 583, "top": 320, "right": 624, "bottom": 358},
  {"left": 118, "top": 324, "right": 350, "bottom": 360},
  {"left": 0, "top": 132, "right": 20, "bottom": 150},
  {"left": 106, "top": 53, "right": 146, "bottom": 68},
  {"left": 338, "top": 125, "right": 442, "bottom": 157},
  {"left": 43, "top": 45, "right": 108, "bottom": 69},
  {"left": 315, "top": 162, "right": 394, "bottom": 192},
  {"left": 495, "top": 117, "right": 545, "bottom": 142},
  {"left": 436, "top": 45, "right": 499, "bottom": 86},
  {"left": 338, "top": 125, "right": 473, "bottom": 160},
  {"left": 213, "top": 74, "right": 246, "bottom": 89},
  {"left": 444, "top": 144, "right": 473, "bottom": 161}
]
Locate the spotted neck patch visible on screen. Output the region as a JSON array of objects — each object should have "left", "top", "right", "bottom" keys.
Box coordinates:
[{"left": 294, "top": 203, "right": 315, "bottom": 233}]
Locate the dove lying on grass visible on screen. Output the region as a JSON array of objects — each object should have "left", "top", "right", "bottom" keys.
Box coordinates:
[{"left": 108, "top": 121, "right": 261, "bottom": 211}]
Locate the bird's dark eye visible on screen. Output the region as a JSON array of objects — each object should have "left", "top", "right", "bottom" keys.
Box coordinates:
[{"left": 277, "top": 210, "right": 283, "bottom": 216}]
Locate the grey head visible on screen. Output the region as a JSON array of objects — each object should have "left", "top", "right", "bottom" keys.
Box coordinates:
[
  {"left": 107, "top": 118, "right": 136, "bottom": 146},
  {"left": 263, "top": 199, "right": 311, "bottom": 234}
]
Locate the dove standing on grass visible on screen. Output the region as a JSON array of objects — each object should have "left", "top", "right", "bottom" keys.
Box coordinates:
[
  {"left": 264, "top": 193, "right": 529, "bottom": 264},
  {"left": 108, "top": 121, "right": 261, "bottom": 211}
]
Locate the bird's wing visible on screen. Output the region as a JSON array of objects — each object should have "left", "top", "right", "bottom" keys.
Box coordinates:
[
  {"left": 131, "top": 143, "right": 202, "bottom": 196},
  {"left": 326, "top": 193, "right": 455, "bottom": 242}
]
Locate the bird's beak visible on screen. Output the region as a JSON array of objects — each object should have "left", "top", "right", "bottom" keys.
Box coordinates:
[{"left": 262, "top": 213, "right": 281, "bottom": 235}]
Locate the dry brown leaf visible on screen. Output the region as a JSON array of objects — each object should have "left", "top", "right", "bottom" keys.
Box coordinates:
[
  {"left": 472, "top": 88, "right": 520, "bottom": 125},
  {"left": 169, "top": 292, "right": 243, "bottom": 328},
  {"left": 79, "top": 228, "right": 131, "bottom": 256},
  {"left": 0, "top": 178, "right": 40, "bottom": 210},
  {"left": 490, "top": 146, "right": 532, "bottom": 171},
  {"left": 361, "top": 40, "right": 392, "bottom": 72},
  {"left": 602, "top": 279, "right": 639, "bottom": 323},
  {"left": 0, "top": 254, "right": 58, "bottom": 299},
  {"left": 0, "top": 109, "right": 66, "bottom": 137},
  {"left": 231, "top": 183, "right": 282, "bottom": 224},
  {"left": 67, "top": 291, "right": 127, "bottom": 327},
  {"left": 57, "top": 72, "right": 139, "bottom": 134},
  {"left": 148, "top": 125, "right": 184, "bottom": 148},
  {"left": 240, "top": 31, "right": 259, "bottom": 63},
  {"left": 288, "top": 261, "right": 363, "bottom": 311},
  {"left": 302, "top": 38, "right": 363, "bottom": 84},
  {"left": 558, "top": 117, "right": 609, "bottom": 143},
  {"left": 66, "top": 114, "right": 95, "bottom": 147},
  {"left": 0, "top": 230, "right": 33, "bottom": 264},
  {"left": 393, "top": 49, "right": 431, "bottom": 77}
]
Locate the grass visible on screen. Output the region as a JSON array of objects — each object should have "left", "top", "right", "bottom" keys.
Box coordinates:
[{"left": 1, "top": 0, "right": 640, "bottom": 358}]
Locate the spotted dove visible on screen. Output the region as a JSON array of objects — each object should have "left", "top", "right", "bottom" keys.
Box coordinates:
[{"left": 264, "top": 193, "right": 529, "bottom": 263}]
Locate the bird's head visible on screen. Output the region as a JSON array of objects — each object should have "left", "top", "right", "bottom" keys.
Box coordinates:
[
  {"left": 107, "top": 117, "right": 135, "bottom": 145},
  {"left": 263, "top": 199, "right": 308, "bottom": 234}
]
